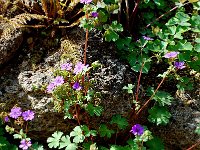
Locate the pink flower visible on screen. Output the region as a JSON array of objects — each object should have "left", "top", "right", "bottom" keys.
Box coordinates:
[
  {"left": 174, "top": 61, "right": 186, "bottom": 69},
  {"left": 80, "top": 0, "right": 92, "bottom": 4},
  {"left": 164, "top": 52, "right": 179, "bottom": 58},
  {"left": 61, "top": 63, "right": 72, "bottom": 71},
  {"left": 19, "top": 139, "right": 32, "bottom": 150},
  {"left": 9, "top": 107, "right": 22, "bottom": 119},
  {"left": 22, "top": 110, "right": 35, "bottom": 121}
]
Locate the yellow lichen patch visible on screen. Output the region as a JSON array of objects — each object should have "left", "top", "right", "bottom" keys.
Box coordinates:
[{"left": 60, "top": 38, "right": 81, "bottom": 64}]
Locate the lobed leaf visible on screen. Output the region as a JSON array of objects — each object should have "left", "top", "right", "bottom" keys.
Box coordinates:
[
  {"left": 110, "top": 115, "right": 128, "bottom": 130},
  {"left": 47, "top": 131, "right": 63, "bottom": 148},
  {"left": 148, "top": 105, "right": 171, "bottom": 125}
]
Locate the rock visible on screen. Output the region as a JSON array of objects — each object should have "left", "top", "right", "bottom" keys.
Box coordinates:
[
  {"left": 0, "top": 23, "right": 23, "bottom": 66},
  {"left": 0, "top": 28, "right": 199, "bottom": 149}
]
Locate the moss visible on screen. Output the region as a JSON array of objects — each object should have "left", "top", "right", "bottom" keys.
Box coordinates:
[{"left": 60, "top": 38, "right": 81, "bottom": 64}]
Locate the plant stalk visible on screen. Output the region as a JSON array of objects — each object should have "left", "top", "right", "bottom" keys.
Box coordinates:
[
  {"left": 186, "top": 140, "right": 200, "bottom": 150},
  {"left": 136, "top": 75, "right": 166, "bottom": 116}
]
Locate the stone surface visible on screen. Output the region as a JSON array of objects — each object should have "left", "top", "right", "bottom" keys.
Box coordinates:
[
  {"left": 0, "top": 28, "right": 199, "bottom": 149},
  {"left": 0, "top": 23, "right": 23, "bottom": 66}
]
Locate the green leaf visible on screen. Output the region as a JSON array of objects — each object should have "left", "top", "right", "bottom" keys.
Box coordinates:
[
  {"left": 129, "top": 56, "right": 151, "bottom": 74},
  {"left": 70, "top": 126, "right": 85, "bottom": 143},
  {"left": 47, "top": 131, "right": 63, "bottom": 148},
  {"left": 110, "top": 115, "right": 128, "bottom": 130},
  {"left": 166, "top": 17, "right": 179, "bottom": 26},
  {"left": 193, "top": 1, "right": 200, "bottom": 10},
  {"left": 64, "top": 101, "right": 73, "bottom": 119},
  {"left": 103, "top": 21, "right": 123, "bottom": 42},
  {"left": 153, "top": 0, "right": 165, "bottom": 7},
  {"left": 104, "top": 29, "right": 119, "bottom": 42},
  {"left": 195, "top": 38, "right": 200, "bottom": 43},
  {"left": 99, "top": 124, "right": 115, "bottom": 138},
  {"left": 81, "top": 125, "right": 97, "bottom": 137},
  {"left": 194, "top": 43, "right": 200, "bottom": 52},
  {"left": 110, "top": 21, "right": 123, "bottom": 32},
  {"left": 13, "top": 133, "right": 22, "bottom": 139},
  {"left": 151, "top": 90, "right": 173, "bottom": 106},
  {"left": 127, "top": 139, "right": 139, "bottom": 150},
  {"left": 98, "top": 10, "right": 108, "bottom": 23},
  {"left": 168, "top": 26, "right": 176, "bottom": 35},
  {"left": 176, "top": 40, "right": 193, "bottom": 51},
  {"left": 175, "top": 12, "right": 190, "bottom": 23},
  {"left": 148, "top": 105, "right": 171, "bottom": 125},
  {"left": 115, "top": 37, "right": 134, "bottom": 51},
  {"left": 90, "top": 143, "right": 98, "bottom": 150},
  {"left": 110, "top": 145, "right": 131, "bottom": 150},
  {"left": 85, "top": 103, "right": 103, "bottom": 116},
  {"left": 195, "top": 123, "right": 200, "bottom": 135},
  {"left": 59, "top": 135, "right": 77, "bottom": 150},
  {"left": 31, "top": 143, "right": 44, "bottom": 150},
  {"left": 122, "top": 84, "right": 134, "bottom": 94},
  {"left": 146, "top": 137, "right": 165, "bottom": 150}
]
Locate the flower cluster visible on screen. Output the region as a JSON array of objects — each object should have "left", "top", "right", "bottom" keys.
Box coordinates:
[
  {"left": 163, "top": 51, "right": 186, "bottom": 70},
  {"left": 130, "top": 124, "right": 144, "bottom": 136},
  {"left": 19, "top": 139, "right": 32, "bottom": 150},
  {"left": 47, "top": 61, "right": 88, "bottom": 93},
  {"left": 5, "top": 107, "right": 35, "bottom": 122}
]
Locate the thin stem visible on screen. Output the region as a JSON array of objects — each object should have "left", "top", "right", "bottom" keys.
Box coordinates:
[
  {"left": 84, "top": 10, "right": 89, "bottom": 65},
  {"left": 115, "top": 129, "right": 118, "bottom": 144},
  {"left": 136, "top": 75, "right": 166, "bottom": 116},
  {"left": 145, "top": 2, "right": 190, "bottom": 29},
  {"left": 75, "top": 104, "right": 81, "bottom": 125},
  {"left": 84, "top": 29, "right": 89, "bottom": 65},
  {"left": 125, "top": 0, "right": 129, "bottom": 29},
  {"left": 130, "top": 0, "right": 141, "bottom": 30},
  {"left": 25, "top": 122, "right": 28, "bottom": 134},
  {"left": 186, "top": 140, "right": 200, "bottom": 150},
  {"left": 135, "top": 62, "right": 145, "bottom": 102}
]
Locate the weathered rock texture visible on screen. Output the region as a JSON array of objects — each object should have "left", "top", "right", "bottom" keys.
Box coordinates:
[
  {"left": 0, "top": 28, "right": 199, "bottom": 149},
  {"left": 0, "top": 23, "right": 23, "bottom": 66}
]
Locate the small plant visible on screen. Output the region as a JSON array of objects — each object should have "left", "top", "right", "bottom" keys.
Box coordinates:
[{"left": 1, "top": 107, "right": 43, "bottom": 150}]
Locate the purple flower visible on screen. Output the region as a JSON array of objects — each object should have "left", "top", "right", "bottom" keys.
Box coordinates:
[
  {"left": 19, "top": 139, "right": 32, "bottom": 150},
  {"left": 142, "top": 36, "right": 153, "bottom": 41},
  {"left": 4, "top": 116, "right": 10, "bottom": 122},
  {"left": 74, "top": 62, "right": 85, "bottom": 75},
  {"left": 22, "top": 110, "right": 35, "bottom": 121},
  {"left": 80, "top": 0, "right": 92, "bottom": 4},
  {"left": 9, "top": 107, "right": 22, "bottom": 119},
  {"left": 130, "top": 124, "right": 144, "bottom": 136},
  {"left": 47, "top": 82, "right": 56, "bottom": 93},
  {"left": 61, "top": 63, "right": 72, "bottom": 71},
  {"left": 174, "top": 61, "right": 186, "bottom": 69},
  {"left": 73, "top": 82, "right": 82, "bottom": 90},
  {"left": 164, "top": 51, "right": 179, "bottom": 58},
  {"left": 53, "top": 76, "right": 64, "bottom": 86},
  {"left": 91, "top": 12, "right": 98, "bottom": 18}
]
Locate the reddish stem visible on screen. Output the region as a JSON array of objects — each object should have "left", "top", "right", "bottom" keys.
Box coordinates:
[
  {"left": 84, "top": 11, "right": 89, "bottom": 65},
  {"left": 135, "top": 62, "right": 145, "bottom": 102},
  {"left": 136, "top": 76, "right": 166, "bottom": 116},
  {"left": 130, "top": 0, "right": 141, "bottom": 29},
  {"left": 84, "top": 28, "right": 89, "bottom": 65},
  {"left": 75, "top": 104, "right": 81, "bottom": 125},
  {"left": 145, "top": 2, "right": 190, "bottom": 29},
  {"left": 186, "top": 140, "right": 200, "bottom": 150}
]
